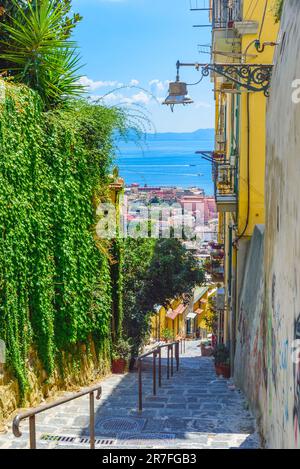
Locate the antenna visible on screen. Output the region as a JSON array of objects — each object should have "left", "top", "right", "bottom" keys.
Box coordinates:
[
  {"left": 189, "top": 0, "right": 212, "bottom": 11},
  {"left": 189, "top": 0, "right": 212, "bottom": 27},
  {"left": 198, "top": 44, "right": 211, "bottom": 55}
]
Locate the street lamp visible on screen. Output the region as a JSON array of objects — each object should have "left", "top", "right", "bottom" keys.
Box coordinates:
[
  {"left": 154, "top": 305, "right": 162, "bottom": 342},
  {"left": 163, "top": 60, "right": 273, "bottom": 111},
  {"left": 162, "top": 61, "right": 194, "bottom": 112}
]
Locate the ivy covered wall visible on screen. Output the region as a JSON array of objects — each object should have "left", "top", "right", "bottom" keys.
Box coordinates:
[{"left": 0, "top": 81, "right": 122, "bottom": 402}]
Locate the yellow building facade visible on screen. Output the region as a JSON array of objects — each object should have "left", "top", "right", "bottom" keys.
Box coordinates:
[
  {"left": 150, "top": 299, "right": 186, "bottom": 342},
  {"left": 209, "top": 1, "right": 279, "bottom": 364},
  {"left": 150, "top": 287, "right": 217, "bottom": 341}
]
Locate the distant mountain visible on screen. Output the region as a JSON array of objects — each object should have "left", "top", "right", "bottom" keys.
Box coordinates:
[
  {"left": 145, "top": 129, "right": 214, "bottom": 141},
  {"left": 115, "top": 128, "right": 214, "bottom": 142}
]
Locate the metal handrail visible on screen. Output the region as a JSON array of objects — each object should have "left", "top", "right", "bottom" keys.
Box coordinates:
[
  {"left": 12, "top": 383, "right": 102, "bottom": 449},
  {"left": 137, "top": 338, "right": 186, "bottom": 412}
]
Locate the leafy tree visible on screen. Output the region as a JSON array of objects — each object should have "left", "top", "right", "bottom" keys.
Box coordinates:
[
  {"left": 122, "top": 238, "right": 156, "bottom": 355},
  {"left": 143, "top": 239, "right": 204, "bottom": 310},
  {"left": 123, "top": 238, "right": 204, "bottom": 355},
  {"left": 0, "top": 0, "right": 83, "bottom": 108}
]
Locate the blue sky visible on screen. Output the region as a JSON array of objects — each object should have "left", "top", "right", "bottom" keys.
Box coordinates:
[{"left": 72, "top": 0, "right": 214, "bottom": 132}]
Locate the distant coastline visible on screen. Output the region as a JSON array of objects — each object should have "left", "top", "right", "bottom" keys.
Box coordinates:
[
  {"left": 143, "top": 128, "right": 214, "bottom": 140},
  {"left": 115, "top": 129, "right": 215, "bottom": 194}
]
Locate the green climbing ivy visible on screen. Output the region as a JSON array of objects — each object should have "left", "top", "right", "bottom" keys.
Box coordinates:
[
  {"left": 0, "top": 81, "right": 124, "bottom": 398},
  {"left": 274, "top": 0, "right": 284, "bottom": 22}
]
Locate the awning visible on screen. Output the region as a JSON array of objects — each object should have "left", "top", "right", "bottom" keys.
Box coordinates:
[
  {"left": 186, "top": 312, "right": 197, "bottom": 319},
  {"left": 208, "top": 288, "right": 217, "bottom": 297},
  {"left": 173, "top": 303, "right": 187, "bottom": 315},
  {"left": 166, "top": 303, "right": 187, "bottom": 320},
  {"left": 166, "top": 308, "right": 177, "bottom": 320},
  {"left": 195, "top": 308, "right": 204, "bottom": 315},
  {"left": 193, "top": 286, "right": 209, "bottom": 304}
]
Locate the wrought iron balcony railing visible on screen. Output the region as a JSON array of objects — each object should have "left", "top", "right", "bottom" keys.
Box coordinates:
[
  {"left": 214, "top": 164, "right": 237, "bottom": 213},
  {"left": 212, "top": 0, "right": 242, "bottom": 29}
]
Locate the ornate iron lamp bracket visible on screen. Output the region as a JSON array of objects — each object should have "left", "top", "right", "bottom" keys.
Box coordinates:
[{"left": 177, "top": 61, "right": 273, "bottom": 96}]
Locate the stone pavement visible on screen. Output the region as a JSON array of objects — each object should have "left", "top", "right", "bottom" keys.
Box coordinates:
[{"left": 0, "top": 341, "right": 260, "bottom": 449}]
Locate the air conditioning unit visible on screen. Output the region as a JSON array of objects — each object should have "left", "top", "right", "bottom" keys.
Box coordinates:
[
  {"left": 234, "top": 21, "right": 259, "bottom": 36},
  {"left": 212, "top": 28, "right": 241, "bottom": 65},
  {"left": 216, "top": 288, "right": 225, "bottom": 310}
]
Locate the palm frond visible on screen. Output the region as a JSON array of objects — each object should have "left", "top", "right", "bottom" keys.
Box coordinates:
[{"left": 0, "top": 0, "right": 83, "bottom": 108}]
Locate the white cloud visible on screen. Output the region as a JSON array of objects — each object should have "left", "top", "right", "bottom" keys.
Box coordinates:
[
  {"left": 129, "top": 79, "right": 140, "bottom": 86},
  {"left": 90, "top": 90, "right": 152, "bottom": 106},
  {"left": 79, "top": 76, "right": 123, "bottom": 91},
  {"left": 83, "top": 76, "right": 171, "bottom": 107},
  {"left": 194, "top": 101, "right": 211, "bottom": 109},
  {"left": 149, "top": 79, "right": 169, "bottom": 94},
  {"left": 128, "top": 91, "right": 151, "bottom": 105},
  {"left": 79, "top": 76, "right": 143, "bottom": 92},
  {"left": 100, "top": 92, "right": 124, "bottom": 104}
]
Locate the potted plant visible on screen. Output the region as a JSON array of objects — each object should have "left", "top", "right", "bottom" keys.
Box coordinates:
[
  {"left": 201, "top": 339, "right": 214, "bottom": 357},
  {"left": 211, "top": 259, "right": 221, "bottom": 269},
  {"left": 161, "top": 327, "right": 173, "bottom": 343},
  {"left": 213, "top": 344, "right": 230, "bottom": 378},
  {"left": 203, "top": 260, "right": 212, "bottom": 271},
  {"left": 111, "top": 338, "right": 132, "bottom": 374},
  {"left": 211, "top": 250, "right": 224, "bottom": 259}
]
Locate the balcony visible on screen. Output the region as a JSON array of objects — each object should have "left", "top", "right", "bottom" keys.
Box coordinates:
[
  {"left": 211, "top": 0, "right": 242, "bottom": 29},
  {"left": 203, "top": 259, "right": 224, "bottom": 282},
  {"left": 212, "top": 28, "right": 241, "bottom": 64},
  {"left": 214, "top": 164, "right": 237, "bottom": 213},
  {"left": 212, "top": 151, "right": 226, "bottom": 164},
  {"left": 210, "top": 1, "right": 242, "bottom": 79}
]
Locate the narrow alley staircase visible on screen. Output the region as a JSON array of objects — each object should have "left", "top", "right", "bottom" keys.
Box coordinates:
[{"left": 0, "top": 341, "right": 260, "bottom": 449}]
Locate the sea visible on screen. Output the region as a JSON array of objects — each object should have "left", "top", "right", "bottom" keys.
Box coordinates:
[{"left": 115, "top": 129, "right": 215, "bottom": 196}]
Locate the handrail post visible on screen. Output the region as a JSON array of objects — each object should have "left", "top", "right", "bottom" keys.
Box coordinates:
[
  {"left": 176, "top": 341, "right": 179, "bottom": 371},
  {"left": 89, "top": 391, "right": 95, "bottom": 449},
  {"left": 29, "top": 415, "right": 36, "bottom": 449},
  {"left": 184, "top": 338, "right": 186, "bottom": 353},
  {"left": 158, "top": 347, "right": 162, "bottom": 387},
  {"left": 167, "top": 345, "right": 170, "bottom": 379},
  {"left": 138, "top": 359, "right": 142, "bottom": 412},
  {"left": 171, "top": 344, "right": 174, "bottom": 377},
  {"left": 153, "top": 351, "right": 156, "bottom": 396},
  {"left": 12, "top": 383, "right": 102, "bottom": 449}
]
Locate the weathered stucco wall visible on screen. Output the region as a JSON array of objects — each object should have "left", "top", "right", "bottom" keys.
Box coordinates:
[
  {"left": 264, "top": 0, "right": 300, "bottom": 448},
  {"left": 234, "top": 0, "right": 300, "bottom": 449},
  {"left": 234, "top": 226, "right": 267, "bottom": 436},
  {"left": 0, "top": 340, "right": 111, "bottom": 431}
]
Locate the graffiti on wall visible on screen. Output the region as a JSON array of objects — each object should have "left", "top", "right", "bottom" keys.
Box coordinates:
[{"left": 293, "top": 315, "right": 300, "bottom": 444}]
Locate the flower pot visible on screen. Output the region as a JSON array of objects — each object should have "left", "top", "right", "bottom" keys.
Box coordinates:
[
  {"left": 215, "top": 364, "right": 223, "bottom": 376},
  {"left": 220, "top": 364, "right": 231, "bottom": 378},
  {"left": 215, "top": 363, "right": 230, "bottom": 378},
  {"left": 201, "top": 345, "right": 214, "bottom": 357},
  {"left": 112, "top": 358, "right": 126, "bottom": 374},
  {"left": 129, "top": 357, "right": 136, "bottom": 372}
]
